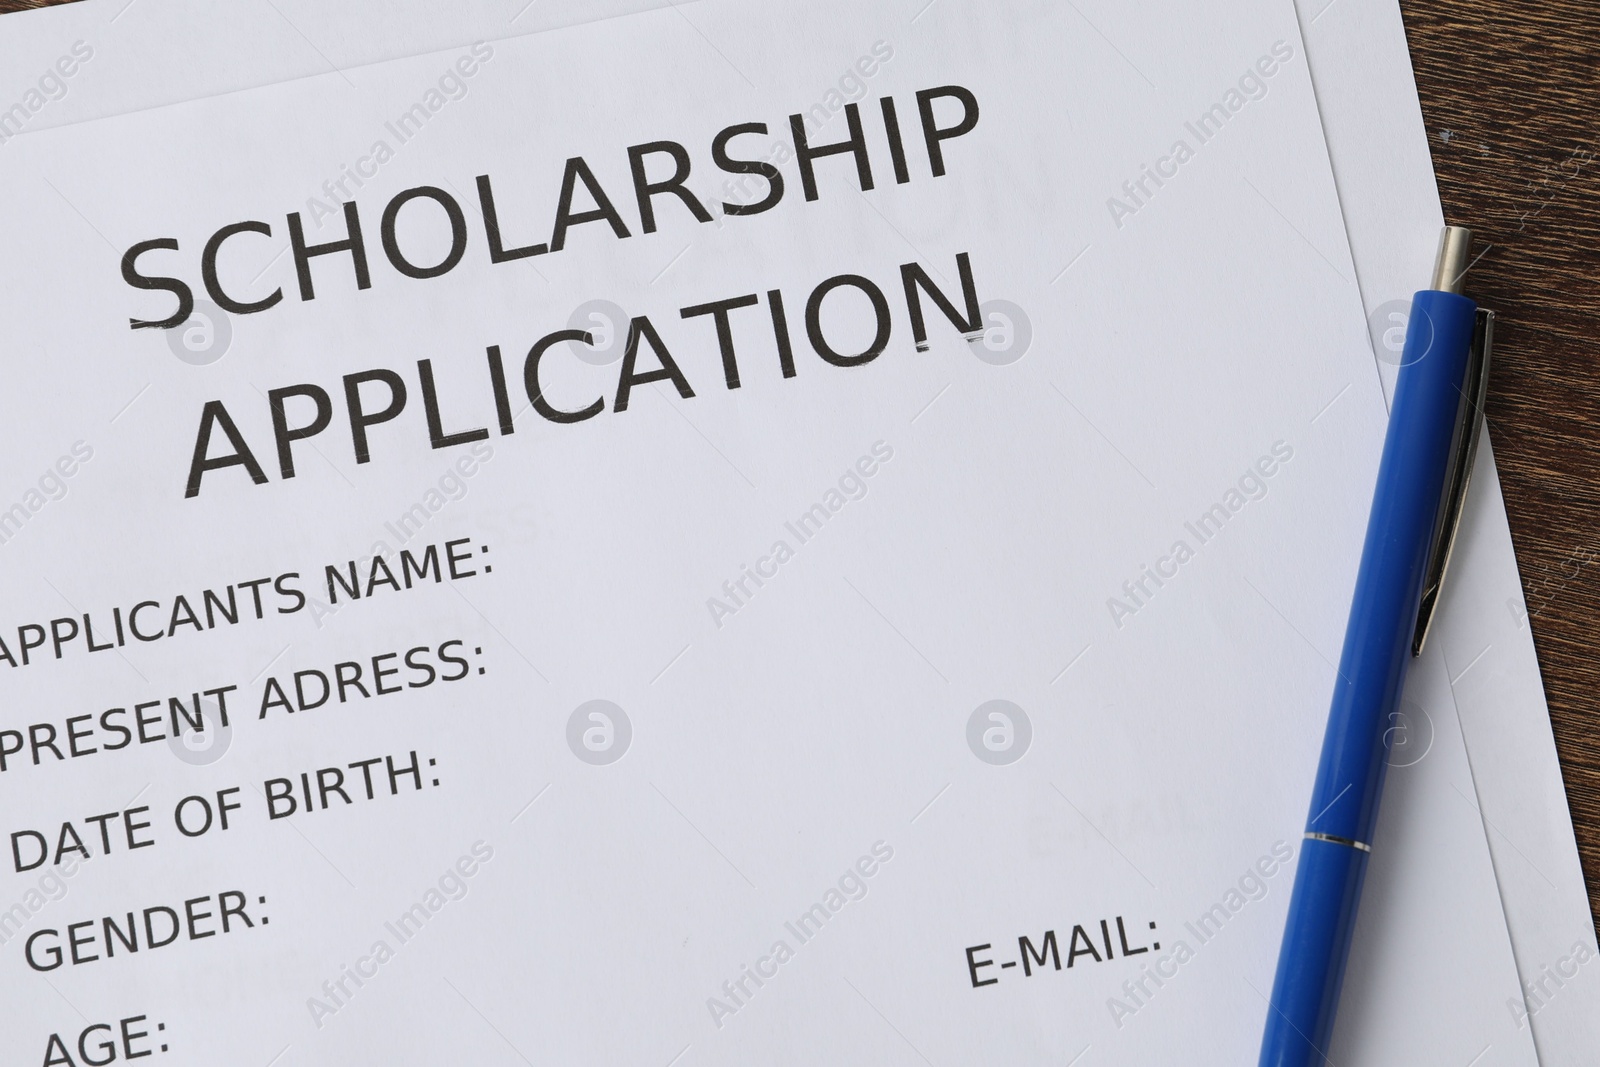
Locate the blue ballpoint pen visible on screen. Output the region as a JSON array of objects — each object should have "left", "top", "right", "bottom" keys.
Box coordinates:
[{"left": 1258, "top": 226, "right": 1495, "bottom": 1066}]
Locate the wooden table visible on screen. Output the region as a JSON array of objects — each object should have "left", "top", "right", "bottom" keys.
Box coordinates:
[
  {"left": 3, "top": 0, "right": 1596, "bottom": 926},
  {"left": 1399, "top": 0, "right": 1600, "bottom": 927}
]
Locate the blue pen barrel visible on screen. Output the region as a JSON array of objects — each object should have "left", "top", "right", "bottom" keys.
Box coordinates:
[{"left": 1258, "top": 289, "right": 1478, "bottom": 1067}]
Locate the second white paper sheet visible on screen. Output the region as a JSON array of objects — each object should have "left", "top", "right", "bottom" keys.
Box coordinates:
[{"left": 1297, "top": 0, "right": 1600, "bottom": 1058}]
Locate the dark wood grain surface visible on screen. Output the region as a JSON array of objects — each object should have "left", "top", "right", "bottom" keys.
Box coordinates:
[
  {"left": 1, "top": 0, "right": 1596, "bottom": 925},
  {"left": 1397, "top": 0, "right": 1600, "bottom": 928}
]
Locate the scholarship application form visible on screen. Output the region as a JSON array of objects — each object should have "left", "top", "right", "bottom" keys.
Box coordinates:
[
  {"left": 0, "top": 0, "right": 1538, "bottom": 1063},
  {"left": 4, "top": 5, "right": 1591, "bottom": 1055}
]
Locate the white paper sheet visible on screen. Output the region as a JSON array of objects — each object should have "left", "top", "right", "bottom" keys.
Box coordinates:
[
  {"left": 0, "top": 0, "right": 1559, "bottom": 1061},
  {"left": 1295, "top": 0, "right": 1600, "bottom": 1058}
]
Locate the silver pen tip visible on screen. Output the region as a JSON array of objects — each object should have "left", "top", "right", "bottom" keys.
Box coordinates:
[{"left": 1431, "top": 225, "right": 1473, "bottom": 294}]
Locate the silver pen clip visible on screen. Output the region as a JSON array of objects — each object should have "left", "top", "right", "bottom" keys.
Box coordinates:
[{"left": 1412, "top": 304, "right": 1495, "bottom": 656}]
